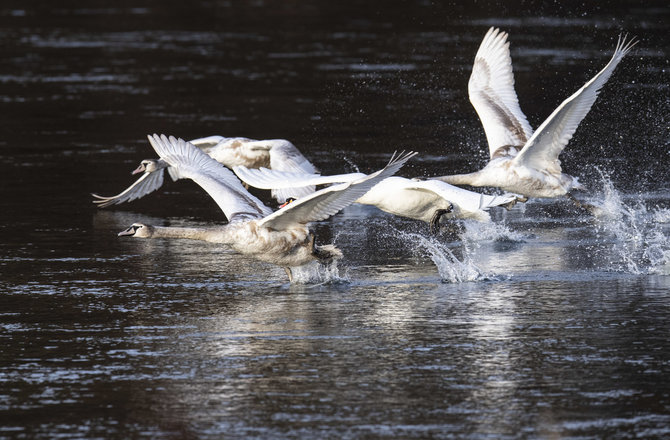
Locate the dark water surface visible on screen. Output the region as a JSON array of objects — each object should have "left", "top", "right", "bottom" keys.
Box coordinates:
[{"left": 1, "top": 1, "right": 670, "bottom": 439}]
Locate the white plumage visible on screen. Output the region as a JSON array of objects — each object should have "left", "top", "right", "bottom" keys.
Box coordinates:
[
  {"left": 435, "top": 28, "right": 637, "bottom": 200},
  {"left": 118, "top": 135, "right": 415, "bottom": 281},
  {"left": 93, "top": 135, "right": 316, "bottom": 207},
  {"left": 234, "top": 166, "right": 519, "bottom": 225}
]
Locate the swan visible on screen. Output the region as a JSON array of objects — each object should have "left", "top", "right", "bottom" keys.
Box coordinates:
[
  {"left": 433, "top": 28, "right": 637, "bottom": 207},
  {"left": 117, "top": 134, "right": 415, "bottom": 281},
  {"left": 233, "top": 166, "right": 520, "bottom": 230},
  {"left": 93, "top": 135, "right": 317, "bottom": 207}
]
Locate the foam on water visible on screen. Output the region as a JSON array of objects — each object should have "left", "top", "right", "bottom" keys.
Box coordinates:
[{"left": 593, "top": 173, "right": 670, "bottom": 275}]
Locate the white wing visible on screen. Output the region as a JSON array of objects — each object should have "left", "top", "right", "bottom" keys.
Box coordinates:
[
  {"left": 404, "top": 179, "right": 518, "bottom": 213},
  {"left": 147, "top": 134, "right": 273, "bottom": 222},
  {"left": 189, "top": 135, "right": 227, "bottom": 150},
  {"left": 259, "top": 151, "right": 417, "bottom": 230},
  {"left": 513, "top": 35, "right": 637, "bottom": 174},
  {"left": 233, "top": 166, "right": 365, "bottom": 191},
  {"left": 469, "top": 27, "right": 534, "bottom": 157},
  {"left": 243, "top": 139, "right": 318, "bottom": 202},
  {"left": 92, "top": 167, "right": 166, "bottom": 208}
]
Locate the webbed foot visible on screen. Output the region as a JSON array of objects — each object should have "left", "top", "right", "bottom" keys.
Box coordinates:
[
  {"left": 566, "top": 193, "right": 599, "bottom": 215},
  {"left": 430, "top": 204, "right": 454, "bottom": 234},
  {"left": 501, "top": 195, "right": 528, "bottom": 211}
]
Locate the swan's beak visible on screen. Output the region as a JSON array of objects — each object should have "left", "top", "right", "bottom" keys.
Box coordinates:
[
  {"left": 131, "top": 164, "right": 145, "bottom": 175},
  {"left": 118, "top": 225, "right": 137, "bottom": 237},
  {"left": 279, "top": 197, "right": 296, "bottom": 208}
]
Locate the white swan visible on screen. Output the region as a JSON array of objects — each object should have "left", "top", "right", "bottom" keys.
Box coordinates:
[
  {"left": 434, "top": 28, "right": 637, "bottom": 205},
  {"left": 118, "top": 134, "right": 415, "bottom": 281},
  {"left": 233, "top": 166, "right": 519, "bottom": 229},
  {"left": 93, "top": 135, "right": 317, "bottom": 207}
]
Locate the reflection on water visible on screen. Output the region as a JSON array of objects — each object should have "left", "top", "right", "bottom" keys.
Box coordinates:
[{"left": 2, "top": 1, "right": 670, "bottom": 439}]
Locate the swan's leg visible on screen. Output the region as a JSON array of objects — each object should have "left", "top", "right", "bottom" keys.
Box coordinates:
[
  {"left": 502, "top": 195, "right": 528, "bottom": 210},
  {"left": 284, "top": 267, "right": 293, "bottom": 282},
  {"left": 566, "top": 193, "right": 599, "bottom": 215},
  {"left": 430, "top": 204, "right": 453, "bottom": 234}
]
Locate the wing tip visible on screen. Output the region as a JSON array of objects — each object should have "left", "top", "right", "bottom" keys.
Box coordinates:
[{"left": 615, "top": 32, "right": 639, "bottom": 58}]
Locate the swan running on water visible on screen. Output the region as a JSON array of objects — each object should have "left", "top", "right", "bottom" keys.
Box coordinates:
[
  {"left": 233, "top": 166, "right": 520, "bottom": 230},
  {"left": 93, "top": 136, "right": 316, "bottom": 207},
  {"left": 118, "top": 134, "right": 415, "bottom": 282},
  {"left": 433, "top": 28, "right": 637, "bottom": 207}
]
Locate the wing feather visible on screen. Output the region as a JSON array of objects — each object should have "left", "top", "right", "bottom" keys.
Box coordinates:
[
  {"left": 233, "top": 166, "right": 364, "bottom": 190},
  {"left": 244, "top": 139, "right": 318, "bottom": 202},
  {"left": 513, "top": 35, "right": 637, "bottom": 173},
  {"left": 259, "top": 151, "right": 417, "bottom": 230},
  {"left": 469, "top": 27, "right": 534, "bottom": 157},
  {"left": 188, "top": 135, "right": 227, "bottom": 151},
  {"left": 92, "top": 168, "right": 166, "bottom": 208},
  {"left": 147, "top": 134, "right": 272, "bottom": 222}
]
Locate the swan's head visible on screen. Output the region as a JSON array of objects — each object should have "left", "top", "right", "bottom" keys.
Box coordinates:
[
  {"left": 118, "top": 223, "right": 154, "bottom": 238},
  {"left": 132, "top": 159, "right": 161, "bottom": 175},
  {"left": 278, "top": 197, "right": 296, "bottom": 208}
]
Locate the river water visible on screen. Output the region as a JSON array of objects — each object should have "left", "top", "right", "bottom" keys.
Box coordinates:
[{"left": 1, "top": 1, "right": 670, "bottom": 439}]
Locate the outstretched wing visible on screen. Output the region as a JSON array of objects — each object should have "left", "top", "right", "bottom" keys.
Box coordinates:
[
  {"left": 259, "top": 151, "right": 417, "bottom": 230},
  {"left": 92, "top": 167, "right": 166, "bottom": 208},
  {"left": 188, "top": 135, "right": 227, "bottom": 151},
  {"left": 469, "top": 27, "right": 534, "bottom": 158},
  {"left": 233, "top": 166, "right": 365, "bottom": 191},
  {"left": 147, "top": 134, "right": 272, "bottom": 222},
  {"left": 243, "top": 139, "right": 318, "bottom": 202},
  {"left": 513, "top": 35, "right": 637, "bottom": 174}
]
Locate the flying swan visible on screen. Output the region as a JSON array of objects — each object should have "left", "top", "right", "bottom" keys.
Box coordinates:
[
  {"left": 233, "top": 166, "right": 520, "bottom": 230},
  {"left": 433, "top": 27, "right": 637, "bottom": 208},
  {"left": 118, "top": 134, "right": 415, "bottom": 281},
  {"left": 93, "top": 135, "right": 317, "bottom": 207}
]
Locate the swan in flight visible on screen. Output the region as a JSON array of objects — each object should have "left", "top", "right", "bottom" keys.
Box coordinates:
[
  {"left": 118, "top": 134, "right": 415, "bottom": 282},
  {"left": 433, "top": 28, "right": 637, "bottom": 206},
  {"left": 233, "top": 166, "right": 520, "bottom": 230},
  {"left": 93, "top": 135, "right": 316, "bottom": 207}
]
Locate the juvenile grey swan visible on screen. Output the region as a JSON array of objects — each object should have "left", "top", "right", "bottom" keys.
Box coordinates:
[
  {"left": 118, "top": 134, "right": 416, "bottom": 281},
  {"left": 433, "top": 27, "right": 637, "bottom": 206},
  {"left": 93, "top": 135, "right": 316, "bottom": 207},
  {"left": 233, "top": 166, "right": 520, "bottom": 230}
]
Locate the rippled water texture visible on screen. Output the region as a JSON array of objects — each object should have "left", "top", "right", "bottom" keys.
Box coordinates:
[{"left": 1, "top": 1, "right": 670, "bottom": 439}]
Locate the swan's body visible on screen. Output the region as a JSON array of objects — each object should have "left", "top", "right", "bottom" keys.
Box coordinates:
[
  {"left": 118, "top": 135, "right": 415, "bottom": 280},
  {"left": 435, "top": 28, "right": 637, "bottom": 199},
  {"left": 233, "top": 167, "right": 519, "bottom": 225},
  {"left": 93, "top": 136, "right": 316, "bottom": 207}
]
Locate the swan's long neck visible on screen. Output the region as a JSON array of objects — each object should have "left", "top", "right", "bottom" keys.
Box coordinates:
[
  {"left": 148, "top": 225, "right": 235, "bottom": 244},
  {"left": 434, "top": 171, "right": 485, "bottom": 187}
]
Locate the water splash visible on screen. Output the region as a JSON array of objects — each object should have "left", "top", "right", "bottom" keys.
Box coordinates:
[
  {"left": 289, "top": 260, "right": 350, "bottom": 285},
  {"left": 397, "top": 230, "right": 489, "bottom": 283},
  {"left": 593, "top": 172, "right": 670, "bottom": 275},
  {"left": 461, "top": 219, "right": 526, "bottom": 244}
]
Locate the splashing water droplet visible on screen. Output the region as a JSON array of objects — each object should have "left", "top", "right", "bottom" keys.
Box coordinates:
[
  {"left": 396, "top": 229, "right": 490, "bottom": 283},
  {"left": 593, "top": 170, "right": 670, "bottom": 275},
  {"left": 290, "top": 260, "right": 350, "bottom": 285},
  {"left": 461, "top": 219, "right": 526, "bottom": 244}
]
